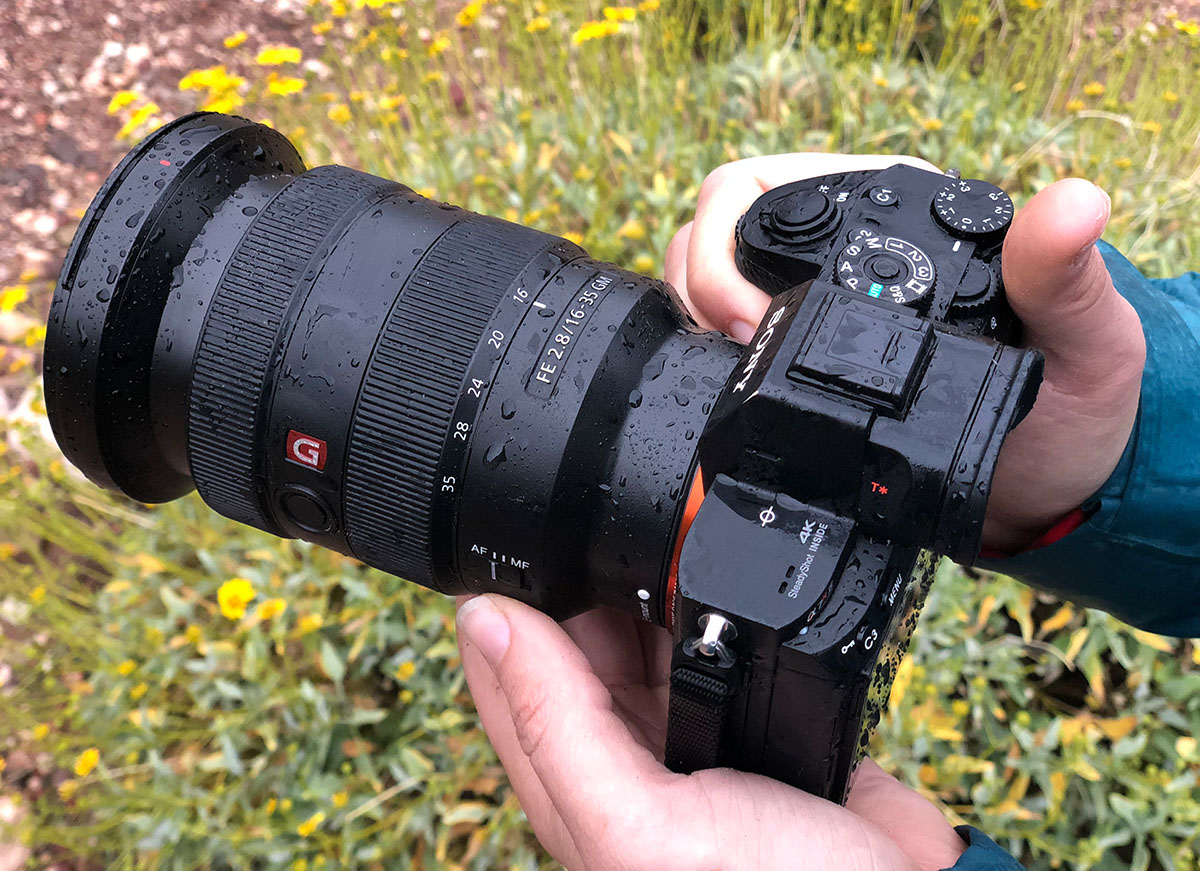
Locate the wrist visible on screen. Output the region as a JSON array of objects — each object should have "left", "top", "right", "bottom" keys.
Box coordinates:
[{"left": 979, "top": 507, "right": 1088, "bottom": 559}]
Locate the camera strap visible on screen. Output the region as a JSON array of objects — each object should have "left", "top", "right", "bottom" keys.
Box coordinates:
[{"left": 664, "top": 662, "right": 735, "bottom": 773}]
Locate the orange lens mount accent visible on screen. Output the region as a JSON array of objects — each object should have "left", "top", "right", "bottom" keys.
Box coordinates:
[{"left": 665, "top": 468, "right": 706, "bottom": 633}]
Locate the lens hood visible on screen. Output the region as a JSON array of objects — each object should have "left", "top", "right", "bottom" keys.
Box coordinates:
[{"left": 44, "top": 112, "right": 304, "bottom": 502}]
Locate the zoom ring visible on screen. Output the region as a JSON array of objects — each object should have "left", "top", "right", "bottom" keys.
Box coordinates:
[
  {"left": 189, "top": 165, "right": 397, "bottom": 532},
  {"left": 344, "top": 218, "right": 551, "bottom": 588}
]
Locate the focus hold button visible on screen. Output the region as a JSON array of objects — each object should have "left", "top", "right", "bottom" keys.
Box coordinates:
[
  {"left": 278, "top": 484, "right": 337, "bottom": 534},
  {"left": 766, "top": 190, "right": 838, "bottom": 237},
  {"left": 790, "top": 294, "right": 933, "bottom": 414}
]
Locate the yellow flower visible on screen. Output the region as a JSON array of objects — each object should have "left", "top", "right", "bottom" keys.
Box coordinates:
[
  {"left": 297, "top": 811, "right": 326, "bottom": 837},
  {"left": 1114, "top": 157, "right": 1133, "bottom": 168},
  {"left": 217, "top": 577, "right": 256, "bottom": 620},
  {"left": 106, "top": 90, "right": 139, "bottom": 114},
  {"left": 563, "top": 231, "right": 584, "bottom": 245},
  {"left": 255, "top": 597, "right": 287, "bottom": 620},
  {"left": 293, "top": 860, "right": 309, "bottom": 871},
  {"left": 203, "top": 94, "right": 245, "bottom": 113},
  {"left": 130, "top": 682, "right": 149, "bottom": 701},
  {"left": 526, "top": 15, "right": 550, "bottom": 32},
  {"left": 313, "top": 20, "right": 333, "bottom": 35},
  {"left": 281, "top": 798, "right": 293, "bottom": 811},
  {"left": 603, "top": 6, "right": 636, "bottom": 21},
  {"left": 1011, "top": 81, "right": 1027, "bottom": 93},
  {"left": 30, "top": 585, "right": 46, "bottom": 605},
  {"left": 117, "top": 659, "right": 136, "bottom": 676},
  {"left": 1141, "top": 119, "right": 1163, "bottom": 134},
  {"left": 920, "top": 118, "right": 944, "bottom": 131},
  {"left": 395, "top": 661, "right": 416, "bottom": 681},
  {"left": 223, "top": 31, "right": 248, "bottom": 49},
  {"left": 256, "top": 45, "right": 302, "bottom": 66},
  {"left": 637, "top": 0, "right": 660, "bottom": 10},
  {"left": 327, "top": 104, "right": 352, "bottom": 124},
  {"left": 179, "top": 65, "right": 232, "bottom": 91},
  {"left": 1173, "top": 19, "right": 1199, "bottom": 36},
  {"left": 617, "top": 219, "right": 646, "bottom": 241},
  {"left": 456, "top": 1, "right": 483, "bottom": 27},
  {"left": 571, "top": 19, "right": 620, "bottom": 44},
  {"left": 332, "top": 791, "right": 349, "bottom": 808},
  {"left": 961, "top": 13, "right": 981, "bottom": 26},
  {"left": 58, "top": 779, "right": 78, "bottom": 800},
  {"left": 428, "top": 35, "right": 452, "bottom": 56},
  {"left": 1082, "top": 81, "right": 1105, "bottom": 97},
  {"left": 24, "top": 324, "right": 46, "bottom": 348},
  {"left": 117, "top": 103, "right": 159, "bottom": 139},
  {"left": 1065, "top": 99, "right": 1084, "bottom": 112},
  {"left": 185, "top": 624, "right": 204, "bottom": 644},
  {"left": 1163, "top": 89, "right": 1179, "bottom": 103},
  {"left": 633, "top": 254, "right": 655, "bottom": 273},
  {"left": 33, "top": 723, "right": 50, "bottom": 740},
  {"left": 1020, "top": 0, "right": 1042, "bottom": 9},
  {"left": 379, "top": 94, "right": 407, "bottom": 110},
  {"left": 856, "top": 40, "right": 875, "bottom": 54},
  {"left": 268, "top": 76, "right": 307, "bottom": 96},
  {"left": 265, "top": 797, "right": 278, "bottom": 814},
  {"left": 297, "top": 613, "right": 324, "bottom": 634},
  {"left": 73, "top": 748, "right": 100, "bottom": 777}
]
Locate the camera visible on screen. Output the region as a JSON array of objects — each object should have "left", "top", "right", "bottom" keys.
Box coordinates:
[{"left": 44, "top": 113, "right": 1041, "bottom": 802}]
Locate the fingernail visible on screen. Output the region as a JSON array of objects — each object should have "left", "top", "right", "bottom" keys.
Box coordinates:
[
  {"left": 456, "top": 596, "right": 511, "bottom": 666},
  {"left": 1092, "top": 182, "right": 1111, "bottom": 224},
  {"left": 728, "top": 319, "right": 756, "bottom": 344}
]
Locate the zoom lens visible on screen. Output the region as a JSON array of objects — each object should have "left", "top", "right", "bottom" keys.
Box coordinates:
[{"left": 45, "top": 113, "right": 742, "bottom": 625}]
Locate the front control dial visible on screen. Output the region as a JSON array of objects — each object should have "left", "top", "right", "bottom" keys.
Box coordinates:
[
  {"left": 835, "top": 229, "right": 936, "bottom": 306},
  {"left": 932, "top": 178, "right": 1014, "bottom": 239}
]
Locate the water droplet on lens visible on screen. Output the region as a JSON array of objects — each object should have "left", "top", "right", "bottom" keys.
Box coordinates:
[
  {"left": 242, "top": 206, "right": 258, "bottom": 216},
  {"left": 500, "top": 398, "right": 516, "bottom": 419},
  {"left": 484, "top": 441, "right": 507, "bottom": 468},
  {"left": 105, "top": 264, "right": 119, "bottom": 285},
  {"left": 627, "top": 389, "right": 642, "bottom": 408},
  {"left": 669, "top": 390, "right": 689, "bottom": 407},
  {"left": 124, "top": 210, "right": 144, "bottom": 228},
  {"left": 642, "top": 353, "right": 667, "bottom": 381}
]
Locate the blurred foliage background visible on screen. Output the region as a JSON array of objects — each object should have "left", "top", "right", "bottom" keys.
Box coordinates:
[{"left": 2, "top": 0, "right": 1200, "bottom": 868}]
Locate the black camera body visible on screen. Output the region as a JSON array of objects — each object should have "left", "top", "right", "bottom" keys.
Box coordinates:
[
  {"left": 44, "top": 115, "right": 1041, "bottom": 806},
  {"left": 666, "top": 166, "right": 1042, "bottom": 800}
]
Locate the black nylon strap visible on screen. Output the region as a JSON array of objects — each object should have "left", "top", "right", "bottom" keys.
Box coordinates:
[{"left": 664, "top": 665, "right": 734, "bottom": 774}]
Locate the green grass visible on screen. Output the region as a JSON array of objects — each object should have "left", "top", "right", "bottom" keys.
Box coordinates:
[{"left": 3, "top": 0, "right": 1200, "bottom": 868}]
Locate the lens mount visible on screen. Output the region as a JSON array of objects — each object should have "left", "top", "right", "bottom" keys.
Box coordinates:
[{"left": 44, "top": 113, "right": 304, "bottom": 502}]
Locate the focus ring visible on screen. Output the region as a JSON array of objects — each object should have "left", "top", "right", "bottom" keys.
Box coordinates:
[
  {"left": 344, "top": 217, "right": 551, "bottom": 587},
  {"left": 189, "top": 165, "right": 396, "bottom": 532}
]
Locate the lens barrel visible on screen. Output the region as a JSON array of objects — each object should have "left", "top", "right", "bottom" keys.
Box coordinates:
[{"left": 46, "top": 113, "right": 740, "bottom": 625}]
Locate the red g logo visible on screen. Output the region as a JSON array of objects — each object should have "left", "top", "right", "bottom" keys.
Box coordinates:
[{"left": 286, "top": 430, "right": 327, "bottom": 471}]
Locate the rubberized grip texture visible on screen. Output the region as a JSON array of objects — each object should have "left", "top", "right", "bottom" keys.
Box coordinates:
[
  {"left": 189, "top": 166, "right": 396, "bottom": 532},
  {"left": 343, "top": 217, "right": 550, "bottom": 589}
]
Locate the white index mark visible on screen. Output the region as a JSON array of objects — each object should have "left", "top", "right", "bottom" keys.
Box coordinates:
[
  {"left": 952, "top": 240, "right": 962, "bottom": 252},
  {"left": 532, "top": 301, "right": 547, "bottom": 309}
]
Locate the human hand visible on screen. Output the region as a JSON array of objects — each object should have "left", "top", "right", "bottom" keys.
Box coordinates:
[
  {"left": 664, "top": 154, "right": 1146, "bottom": 553},
  {"left": 456, "top": 594, "right": 968, "bottom": 870}
]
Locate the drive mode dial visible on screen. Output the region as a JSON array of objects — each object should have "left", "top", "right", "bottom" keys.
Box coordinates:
[
  {"left": 834, "top": 229, "right": 935, "bottom": 306},
  {"left": 932, "top": 178, "right": 1014, "bottom": 239}
]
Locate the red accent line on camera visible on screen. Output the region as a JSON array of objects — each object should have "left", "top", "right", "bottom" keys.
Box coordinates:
[{"left": 665, "top": 470, "right": 707, "bottom": 633}]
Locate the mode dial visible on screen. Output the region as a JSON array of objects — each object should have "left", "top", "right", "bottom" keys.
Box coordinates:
[
  {"left": 932, "top": 178, "right": 1014, "bottom": 239},
  {"left": 835, "top": 229, "right": 936, "bottom": 306}
]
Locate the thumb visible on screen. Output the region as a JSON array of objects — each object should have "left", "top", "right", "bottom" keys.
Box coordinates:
[
  {"left": 455, "top": 596, "right": 669, "bottom": 861},
  {"left": 1001, "top": 178, "right": 1144, "bottom": 387}
]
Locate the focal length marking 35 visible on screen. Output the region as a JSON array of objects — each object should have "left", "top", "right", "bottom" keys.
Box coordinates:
[{"left": 44, "top": 113, "right": 1040, "bottom": 805}]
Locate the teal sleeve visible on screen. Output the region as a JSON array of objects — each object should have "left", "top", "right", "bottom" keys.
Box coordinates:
[
  {"left": 976, "top": 241, "right": 1200, "bottom": 637},
  {"left": 940, "top": 827, "right": 1026, "bottom": 870}
]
